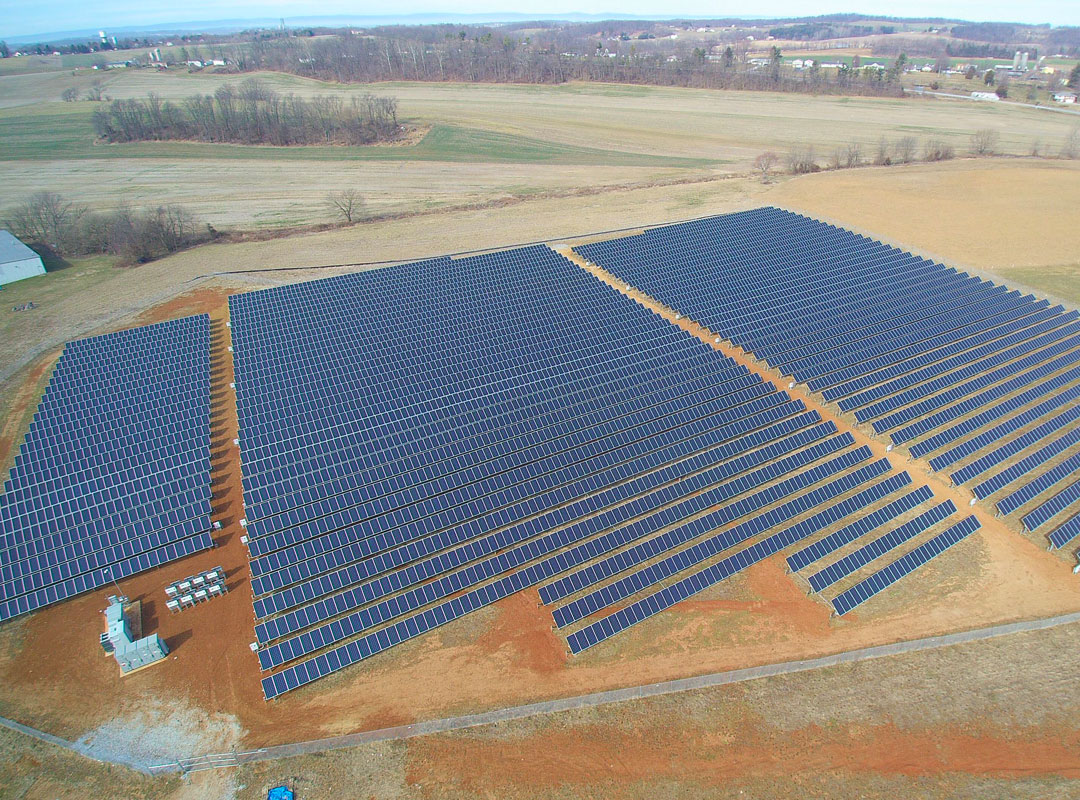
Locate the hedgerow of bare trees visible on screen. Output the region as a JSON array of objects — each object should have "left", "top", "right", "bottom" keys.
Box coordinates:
[
  {"left": 893, "top": 136, "right": 918, "bottom": 164},
  {"left": 241, "top": 30, "right": 905, "bottom": 98},
  {"left": 786, "top": 145, "right": 818, "bottom": 174},
  {"left": 92, "top": 80, "right": 401, "bottom": 146},
  {"left": 782, "top": 132, "right": 965, "bottom": 175},
  {"left": 4, "top": 191, "right": 210, "bottom": 264},
  {"left": 922, "top": 138, "right": 956, "bottom": 162},
  {"left": 1061, "top": 126, "right": 1080, "bottom": 159}
]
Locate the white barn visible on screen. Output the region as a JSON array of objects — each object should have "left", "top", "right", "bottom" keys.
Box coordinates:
[{"left": 0, "top": 231, "right": 45, "bottom": 286}]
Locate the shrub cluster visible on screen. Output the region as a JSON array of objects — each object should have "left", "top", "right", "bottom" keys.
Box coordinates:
[{"left": 4, "top": 192, "right": 211, "bottom": 264}]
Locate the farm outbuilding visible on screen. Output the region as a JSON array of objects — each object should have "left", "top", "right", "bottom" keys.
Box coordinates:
[{"left": 0, "top": 230, "right": 45, "bottom": 286}]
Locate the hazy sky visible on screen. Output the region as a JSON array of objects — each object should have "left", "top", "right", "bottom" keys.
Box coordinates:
[{"left": 2, "top": 0, "right": 1078, "bottom": 39}]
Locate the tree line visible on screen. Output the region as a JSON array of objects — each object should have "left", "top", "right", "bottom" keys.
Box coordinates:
[
  {"left": 92, "top": 80, "right": 400, "bottom": 146},
  {"left": 240, "top": 32, "right": 904, "bottom": 97},
  {"left": 756, "top": 124, "right": 1080, "bottom": 181},
  {"left": 4, "top": 192, "right": 212, "bottom": 264}
]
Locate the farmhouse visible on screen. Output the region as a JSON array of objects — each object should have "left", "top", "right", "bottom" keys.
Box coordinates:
[
  {"left": 0, "top": 230, "right": 45, "bottom": 286},
  {"left": 1052, "top": 92, "right": 1077, "bottom": 104}
]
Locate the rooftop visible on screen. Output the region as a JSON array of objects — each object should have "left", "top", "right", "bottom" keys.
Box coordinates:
[{"left": 0, "top": 230, "right": 40, "bottom": 266}]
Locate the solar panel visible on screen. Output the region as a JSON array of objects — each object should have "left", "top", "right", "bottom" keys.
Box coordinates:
[
  {"left": 1022, "top": 479, "right": 1080, "bottom": 532},
  {"left": 564, "top": 470, "right": 912, "bottom": 653},
  {"left": 0, "top": 315, "right": 215, "bottom": 622},
  {"left": 831, "top": 516, "right": 981, "bottom": 615},
  {"left": 981, "top": 446, "right": 1080, "bottom": 509},
  {"left": 236, "top": 242, "right": 953, "bottom": 699},
  {"left": 576, "top": 207, "right": 1080, "bottom": 559},
  {"left": 806, "top": 500, "right": 956, "bottom": 592},
  {"left": 1048, "top": 515, "right": 1080, "bottom": 550},
  {"left": 786, "top": 485, "right": 933, "bottom": 572}
]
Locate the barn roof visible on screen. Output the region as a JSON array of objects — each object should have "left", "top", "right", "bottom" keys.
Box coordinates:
[{"left": 0, "top": 230, "right": 41, "bottom": 266}]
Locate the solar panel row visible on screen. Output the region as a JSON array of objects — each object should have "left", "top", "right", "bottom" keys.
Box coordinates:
[
  {"left": 564, "top": 468, "right": 913, "bottom": 653},
  {"left": 927, "top": 386, "right": 1080, "bottom": 472},
  {"left": 578, "top": 207, "right": 1080, "bottom": 551},
  {"left": 1048, "top": 515, "right": 1080, "bottom": 549},
  {"left": 833, "top": 308, "right": 1073, "bottom": 409},
  {"left": 231, "top": 249, "right": 866, "bottom": 693},
  {"left": 236, "top": 242, "right": 951, "bottom": 699},
  {"left": 1023, "top": 480, "right": 1080, "bottom": 532},
  {"left": 251, "top": 405, "right": 822, "bottom": 608},
  {"left": 254, "top": 442, "right": 872, "bottom": 668},
  {"left": 979, "top": 440, "right": 1080, "bottom": 507},
  {"left": 785, "top": 485, "right": 934, "bottom": 572},
  {"left": 550, "top": 456, "right": 892, "bottom": 630},
  {"left": 806, "top": 500, "right": 957, "bottom": 592},
  {"left": 907, "top": 365, "right": 1080, "bottom": 459},
  {"left": 949, "top": 404, "right": 1080, "bottom": 487},
  {"left": 831, "top": 516, "right": 981, "bottom": 615},
  {"left": 255, "top": 418, "right": 840, "bottom": 628},
  {"left": 0, "top": 315, "right": 215, "bottom": 622}
]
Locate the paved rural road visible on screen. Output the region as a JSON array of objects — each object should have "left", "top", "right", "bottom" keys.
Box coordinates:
[{"left": 4, "top": 609, "right": 1080, "bottom": 776}]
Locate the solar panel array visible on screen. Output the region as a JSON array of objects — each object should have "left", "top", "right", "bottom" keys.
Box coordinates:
[
  {"left": 229, "top": 243, "right": 979, "bottom": 697},
  {"left": 234, "top": 248, "right": 879, "bottom": 696},
  {"left": 577, "top": 207, "right": 1080, "bottom": 551},
  {"left": 0, "top": 316, "right": 215, "bottom": 622}
]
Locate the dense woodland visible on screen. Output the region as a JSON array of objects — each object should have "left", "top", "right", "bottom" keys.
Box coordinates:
[
  {"left": 243, "top": 33, "right": 904, "bottom": 96},
  {"left": 92, "top": 80, "right": 400, "bottom": 145}
]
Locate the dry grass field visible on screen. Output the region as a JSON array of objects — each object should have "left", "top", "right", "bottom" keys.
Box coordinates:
[
  {"left": 2, "top": 70, "right": 1077, "bottom": 229},
  {"left": 767, "top": 159, "right": 1080, "bottom": 305}
]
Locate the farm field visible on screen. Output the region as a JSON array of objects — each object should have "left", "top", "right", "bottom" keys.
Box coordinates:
[
  {"left": 769, "top": 159, "right": 1080, "bottom": 304},
  {"left": 2, "top": 71, "right": 1078, "bottom": 229}
]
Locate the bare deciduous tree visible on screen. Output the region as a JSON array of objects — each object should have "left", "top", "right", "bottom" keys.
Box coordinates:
[
  {"left": 327, "top": 189, "right": 363, "bottom": 223},
  {"left": 61, "top": 87, "right": 79, "bottom": 102},
  {"left": 969, "top": 128, "right": 1000, "bottom": 156},
  {"left": 786, "top": 145, "right": 817, "bottom": 174},
  {"left": 753, "top": 151, "right": 778, "bottom": 182},
  {"left": 874, "top": 135, "right": 891, "bottom": 166},
  {"left": 4, "top": 191, "right": 86, "bottom": 251},
  {"left": 893, "top": 136, "right": 917, "bottom": 164},
  {"left": 84, "top": 82, "right": 105, "bottom": 102},
  {"left": 93, "top": 84, "right": 401, "bottom": 146},
  {"left": 1061, "top": 126, "right": 1080, "bottom": 160},
  {"left": 4, "top": 191, "right": 208, "bottom": 262},
  {"left": 844, "top": 141, "right": 863, "bottom": 168},
  {"left": 923, "top": 137, "right": 955, "bottom": 162}
]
